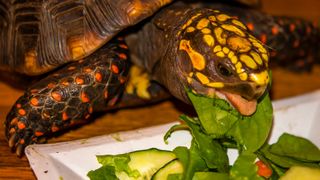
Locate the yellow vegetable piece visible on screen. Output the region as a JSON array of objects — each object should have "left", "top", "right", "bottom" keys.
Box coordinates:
[{"left": 280, "top": 166, "right": 320, "bottom": 180}]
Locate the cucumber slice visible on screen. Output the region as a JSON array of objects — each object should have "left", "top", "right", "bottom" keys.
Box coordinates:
[
  {"left": 152, "top": 159, "right": 184, "bottom": 180},
  {"left": 97, "top": 148, "right": 176, "bottom": 180}
]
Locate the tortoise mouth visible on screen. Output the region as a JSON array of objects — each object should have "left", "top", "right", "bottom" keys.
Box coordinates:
[{"left": 216, "top": 90, "right": 257, "bottom": 116}]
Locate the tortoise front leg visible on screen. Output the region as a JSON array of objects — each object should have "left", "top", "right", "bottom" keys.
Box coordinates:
[{"left": 4, "top": 37, "right": 130, "bottom": 156}]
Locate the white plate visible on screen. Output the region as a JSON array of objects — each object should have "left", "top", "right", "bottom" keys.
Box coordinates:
[{"left": 26, "top": 90, "right": 320, "bottom": 180}]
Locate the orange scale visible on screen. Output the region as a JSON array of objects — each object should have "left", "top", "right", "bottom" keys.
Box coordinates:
[
  {"left": 10, "top": 117, "right": 19, "bottom": 125},
  {"left": 51, "top": 126, "right": 59, "bottom": 132},
  {"left": 51, "top": 91, "right": 62, "bottom": 101},
  {"left": 62, "top": 112, "right": 69, "bottom": 121},
  {"left": 18, "top": 109, "right": 26, "bottom": 116},
  {"left": 118, "top": 53, "right": 127, "bottom": 60},
  {"left": 95, "top": 72, "right": 102, "bottom": 82},
  {"left": 75, "top": 77, "right": 85, "bottom": 85},
  {"left": 111, "top": 64, "right": 119, "bottom": 74},
  {"left": 16, "top": 104, "right": 22, "bottom": 108},
  {"left": 30, "top": 97, "right": 39, "bottom": 106},
  {"left": 17, "top": 122, "right": 26, "bottom": 129},
  {"left": 35, "top": 131, "right": 44, "bottom": 137},
  {"left": 81, "top": 92, "right": 90, "bottom": 103}
]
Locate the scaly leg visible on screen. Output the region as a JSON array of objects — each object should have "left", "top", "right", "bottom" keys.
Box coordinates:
[{"left": 5, "top": 37, "right": 130, "bottom": 156}]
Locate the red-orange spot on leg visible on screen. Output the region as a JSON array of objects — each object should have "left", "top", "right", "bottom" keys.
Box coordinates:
[
  {"left": 271, "top": 26, "right": 279, "bottom": 35},
  {"left": 81, "top": 92, "right": 90, "bottom": 103},
  {"left": 118, "top": 53, "right": 127, "bottom": 59},
  {"left": 18, "top": 122, "right": 26, "bottom": 129},
  {"left": 16, "top": 104, "right": 22, "bottom": 108},
  {"left": 10, "top": 117, "right": 19, "bottom": 125},
  {"left": 95, "top": 73, "right": 102, "bottom": 82},
  {"left": 260, "top": 34, "right": 267, "bottom": 44},
  {"left": 30, "top": 97, "right": 39, "bottom": 106},
  {"left": 62, "top": 112, "right": 69, "bottom": 121},
  {"left": 75, "top": 77, "right": 84, "bottom": 85},
  {"left": 104, "top": 91, "right": 108, "bottom": 99},
  {"left": 30, "top": 89, "right": 39, "bottom": 93},
  {"left": 51, "top": 91, "right": 62, "bottom": 102},
  {"left": 20, "top": 139, "right": 25, "bottom": 144},
  {"left": 35, "top": 131, "right": 44, "bottom": 137},
  {"left": 119, "top": 76, "right": 126, "bottom": 84},
  {"left": 18, "top": 109, "right": 26, "bottom": 116},
  {"left": 246, "top": 23, "right": 254, "bottom": 31},
  {"left": 88, "top": 106, "right": 93, "bottom": 114},
  {"left": 84, "top": 68, "right": 93, "bottom": 73},
  {"left": 289, "top": 24, "right": 296, "bottom": 32},
  {"left": 9, "top": 128, "right": 16, "bottom": 134},
  {"left": 85, "top": 114, "right": 90, "bottom": 119},
  {"left": 119, "top": 44, "right": 128, "bottom": 49},
  {"left": 111, "top": 64, "right": 119, "bottom": 74},
  {"left": 47, "top": 82, "right": 56, "bottom": 89},
  {"left": 51, "top": 126, "right": 59, "bottom": 132}
]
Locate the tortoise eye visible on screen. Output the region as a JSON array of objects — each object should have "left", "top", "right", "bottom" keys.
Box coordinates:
[{"left": 218, "top": 63, "right": 232, "bottom": 77}]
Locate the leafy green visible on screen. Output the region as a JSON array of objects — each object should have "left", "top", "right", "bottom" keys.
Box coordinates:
[
  {"left": 173, "top": 143, "right": 207, "bottom": 180},
  {"left": 97, "top": 153, "right": 141, "bottom": 178},
  {"left": 187, "top": 92, "right": 239, "bottom": 136},
  {"left": 259, "top": 144, "right": 320, "bottom": 169},
  {"left": 192, "top": 172, "right": 229, "bottom": 180},
  {"left": 180, "top": 115, "right": 229, "bottom": 172},
  {"left": 87, "top": 165, "right": 118, "bottom": 180},
  {"left": 226, "top": 93, "right": 273, "bottom": 152},
  {"left": 269, "top": 133, "right": 320, "bottom": 162},
  {"left": 230, "top": 152, "right": 263, "bottom": 180},
  {"left": 88, "top": 89, "right": 320, "bottom": 180}
]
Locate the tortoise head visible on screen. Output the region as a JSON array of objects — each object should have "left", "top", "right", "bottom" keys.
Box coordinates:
[{"left": 165, "top": 9, "right": 269, "bottom": 116}]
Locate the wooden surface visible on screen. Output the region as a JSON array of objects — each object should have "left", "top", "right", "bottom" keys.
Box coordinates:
[{"left": 1, "top": 1, "right": 320, "bottom": 179}]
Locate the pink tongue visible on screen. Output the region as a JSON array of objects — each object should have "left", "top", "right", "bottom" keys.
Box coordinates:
[{"left": 223, "top": 92, "right": 257, "bottom": 116}]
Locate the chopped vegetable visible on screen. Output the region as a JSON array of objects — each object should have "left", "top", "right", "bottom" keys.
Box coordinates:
[{"left": 88, "top": 90, "right": 320, "bottom": 180}]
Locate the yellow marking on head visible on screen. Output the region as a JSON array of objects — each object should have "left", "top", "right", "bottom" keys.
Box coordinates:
[
  {"left": 251, "top": 40, "right": 267, "bottom": 54},
  {"left": 262, "top": 53, "right": 268, "bottom": 62},
  {"left": 227, "top": 36, "right": 251, "bottom": 53},
  {"left": 222, "top": 47, "right": 230, "bottom": 54},
  {"left": 239, "top": 73, "right": 248, "bottom": 81},
  {"left": 196, "top": 18, "right": 210, "bottom": 30},
  {"left": 208, "top": 16, "right": 216, "bottom": 22},
  {"left": 250, "top": 51, "right": 263, "bottom": 65},
  {"left": 187, "top": 77, "right": 193, "bottom": 84},
  {"left": 240, "top": 54, "right": 257, "bottom": 69},
  {"left": 235, "top": 62, "right": 243, "bottom": 73},
  {"left": 182, "top": 13, "right": 202, "bottom": 30},
  {"left": 214, "top": 27, "right": 226, "bottom": 45},
  {"left": 213, "top": 45, "right": 222, "bottom": 53},
  {"left": 249, "top": 71, "right": 269, "bottom": 85},
  {"left": 214, "top": 10, "right": 220, "bottom": 13},
  {"left": 186, "top": 27, "right": 196, "bottom": 33},
  {"left": 216, "top": 52, "right": 225, "bottom": 58},
  {"left": 195, "top": 72, "right": 210, "bottom": 84},
  {"left": 203, "top": 35, "right": 215, "bottom": 47},
  {"left": 206, "top": 82, "right": 224, "bottom": 88},
  {"left": 232, "top": 20, "right": 247, "bottom": 30},
  {"left": 201, "top": 28, "right": 211, "bottom": 34},
  {"left": 217, "top": 14, "right": 230, "bottom": 22},
  {"left": 228, "top": 51, "right": 238, "bottom": 64},
  {"left": 211, "top": 22, "right": 218, "bottom": 26},
  {"left": 189, "top": 72, "right": 194, "bottom": 77},
  {"left": 221, "top": 24, "right": 245, "bottom": 37},
  {"left": 179, "top": 40, "right": 206, "bottom": 70}
]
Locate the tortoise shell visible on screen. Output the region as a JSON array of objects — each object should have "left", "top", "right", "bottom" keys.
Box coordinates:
[{"left": 0, "top": 0, "right": 260, "bottom": 76}]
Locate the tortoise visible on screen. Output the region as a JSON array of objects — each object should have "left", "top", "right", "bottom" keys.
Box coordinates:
[{"left": 1, "top": 0, "right": 318, "bottom": 156}]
